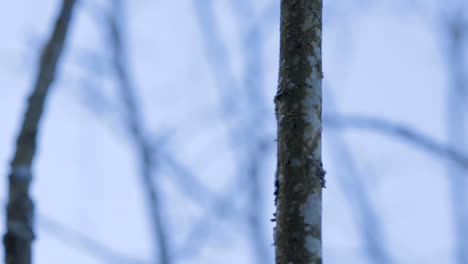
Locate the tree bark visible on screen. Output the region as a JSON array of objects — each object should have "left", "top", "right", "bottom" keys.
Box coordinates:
[
  {"left": 3, "top": 1, "right": 77, "bottom": 264},
  {"left": 274, "top": 1, "right": 324, "bottom": 264}
]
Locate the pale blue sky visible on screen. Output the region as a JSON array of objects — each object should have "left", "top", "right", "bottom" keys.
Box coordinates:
[{"left": 0, "top": 0, "right": 462, "bottom": 263}]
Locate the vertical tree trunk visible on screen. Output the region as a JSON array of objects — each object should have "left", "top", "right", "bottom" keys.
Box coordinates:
[
  {"left": 3, "top": 1, "right": 77, "bottom": 264},
  {"left": 274, "top": 1, "right": 324, "bottom": 264}
]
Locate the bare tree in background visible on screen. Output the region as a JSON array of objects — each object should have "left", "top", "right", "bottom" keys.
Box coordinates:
[
  {"left": 274, "top": 0, "right": 324, "bottom": 263},
  {"left": 192, "top": 1, "right": 276, "bottom": 263},
  {"left": 70, "top": 1, "right": 250, "bottom": 262},
  {"left": 326, "top": 114, "right": 468, "bottom": 169},
  {"left": 325, "top": 91, "right": 393, "bottom": 264},
  {"left": 3, "top": 1, "right": 77, "bottom": 264},
  {"left": 106, "top": 1, "right": 170, "bottom": 263}
]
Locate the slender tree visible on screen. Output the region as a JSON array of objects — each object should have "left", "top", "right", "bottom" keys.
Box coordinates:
[
  {"left": 274, "top": 1, "right": 324, "bottom": 264},
  {"left": 3, "top": 0, "right": 77, "bottom": 263}
]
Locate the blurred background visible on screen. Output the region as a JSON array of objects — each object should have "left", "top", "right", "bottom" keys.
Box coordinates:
[{"left": 1, "top": 0, "right": 467, "bottom": 263}]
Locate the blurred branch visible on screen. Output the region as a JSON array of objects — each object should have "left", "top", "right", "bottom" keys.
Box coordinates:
[
  {"left": 105, "top": 1, "right": 170, "bottom": 263},
  {"left": 192, "top": 0, "right": 241, "bottom": 118},
  {"left": 193, "top": 2, "right": 276, "bottom": 263},
  {"left": 172, "top": 138, "right": 275, "bottom": 261},
  {"left": 73, "top": 1, "right": 275, "bottom": 262},
  {"left": 192, "top": 0, "right": 252, "bottom": 189},
  {"left": 325, "top": 114, "right": 468, "bottom": 169},
  {"left": 4, "top": 1, "right": 77, "bottom": 263},
  {"left": 106, "top": 1, "right": 244, "bottom": 257},
  {"left": 440, "top": 6, "right": 468, "bottom": 264},
  {"left": 173, "top": 193, "right": 244, "bottom": 261},
  {"left": 158, "top": 152, "right": 221, "bottom": 206},
  {"left": 159, "top": 146, "right": 248, "bottom": 260},
  {"left": 39, "top": 215, "right": 149, "bottom": 264},
  {"left": 73, "top": 48, "right": 112, "bottom": 77},
  {"left": 106, "top": 1, "right": 253, "bottom": 262},
  {"left": 441, "top": 7, "right": 468, "bottom": 102},
  {"left": 325, "top": 92, "right": 393, "bottom": 264},
  {"left": 77, "top": 76, "right": 119, "bottom": 118},
  {"left": 191, "top": 3, "right": 254, "bottom": 222},
  {"left": 235, "top": 3, "right": 275, "bottom": 263},
  {"left": 74, "top": 3, "right": 247, "bottom": 262},
  {"left": 0, "top": 202, "right": 149, "bottom": 264}
]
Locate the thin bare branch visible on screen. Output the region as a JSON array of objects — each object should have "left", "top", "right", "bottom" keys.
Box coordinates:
[
  {"left": 193, "top": 2, "right": 275, "bottom": 263},
  {"left": 4, "top": 1, "right": 77, "bottom": 263},
  {"left": 39, "top": 215, "right": 149, "bottom": 264},
  {"left": 325, "top": 92, "right": 393, "bottom": 264},
  {"left": 325, "top": 114, "right": 468, "bottom": 169},
  {"left": 106, "top": 1, "right": 170, "bottom": 263},
  {"left": 192, "top": 0, "right": 241, "bottom": 118},
  {"left": 440, "top": 6, "right": 468, "bottom": 264}
]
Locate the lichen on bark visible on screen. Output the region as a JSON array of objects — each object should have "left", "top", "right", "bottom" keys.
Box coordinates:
[{"left": 274, "top": 0, "right": 324, "bottom": 264}]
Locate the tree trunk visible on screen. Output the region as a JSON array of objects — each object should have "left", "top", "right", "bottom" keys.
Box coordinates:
[
  {"left": 3, "top": 1, "right": 77, "bottom": 263},
  {"left": 274, "top": 1, "right": 324, "bottom": 264}
]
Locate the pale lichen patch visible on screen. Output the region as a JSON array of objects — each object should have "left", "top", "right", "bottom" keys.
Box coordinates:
[
  {"left": 314, "top": 27, "right": 321, "bottom": 38},
  {"left": 304, "top": 236, "right": 321, "bottom": 257},
  {"left": 277, "top": 112, "right": 285, "bottom": 124},
  {"left": 302, "top": 79, "right": 322, "bottom": 156},
  {"left": 307, "top": 55, "right": 318, "bottom": 68},
  {"left": 291, "top": 158, "right": 301, "bottom": 167},
  {"left": 300, "top": 193, "right": 321, "bottom": 226},
  {"left": 306, "top": 73, "right": 321, "bottom": 86},
  {"left": 278, "top": 172, "right": 284, "bottom": 184},
  {"left": 311, "top": 41, "right": 321, "bottom": 59}
]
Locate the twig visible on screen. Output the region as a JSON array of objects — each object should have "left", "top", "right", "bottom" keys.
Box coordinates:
[
  {"left": 193, "top": 2, "right": 277, "bottom": 263},
  {"left": 105, "top": 1, "right": 170, "bottom": 263},
  {"left": 39, "top": 214, "right": 149, "bottom": 264},
  {"left": 325, "top": 114, "right": 468, "bottom": 169},
  {"left": 325, "top": 92, "right": 393, "bottom": 264}
]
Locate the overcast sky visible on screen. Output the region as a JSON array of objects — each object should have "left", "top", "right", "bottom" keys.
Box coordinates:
[{"left": 0, "top": 0, "right": 461, "bottom": 263}]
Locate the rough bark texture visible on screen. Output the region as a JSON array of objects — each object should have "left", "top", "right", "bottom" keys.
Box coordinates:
[
  {"left": 3, "top": 1, "right": 76, "bottom": 264},
  {"left": 274, "top": 1, "right": 324, "bottom": 264}
]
